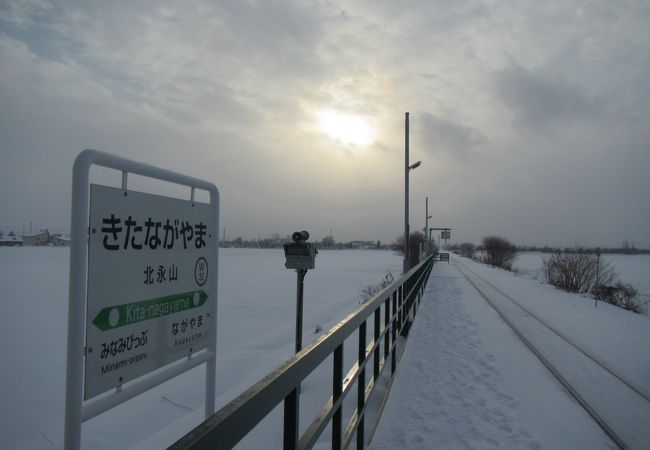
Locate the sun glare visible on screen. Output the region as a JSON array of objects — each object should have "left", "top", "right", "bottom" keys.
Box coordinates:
[{"left": 318, "top": 110, "right": 376, "bottom": 147}]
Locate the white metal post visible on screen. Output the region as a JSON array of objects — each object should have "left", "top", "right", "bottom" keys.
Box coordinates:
[{"left": 64, "top": 151, "right": 93, "bottom": 450}]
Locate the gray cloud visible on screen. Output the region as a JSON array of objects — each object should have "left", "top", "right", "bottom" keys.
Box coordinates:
[
  {"left": 0, "top": 1, "right": 326, "bottom": 128},
  {"left": 1, "top": 0, "right": 649, "bottom": 247},
  {"left": 417, "top": 113, "right": 485, "bottom": 161},
  {"left": 494, "top": 64, "right": 601, "bottom": 131}
]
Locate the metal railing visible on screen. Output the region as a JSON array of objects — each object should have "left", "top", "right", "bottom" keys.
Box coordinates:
[{"left": 170, "top": 255, "right": 434, "bottom": 450}]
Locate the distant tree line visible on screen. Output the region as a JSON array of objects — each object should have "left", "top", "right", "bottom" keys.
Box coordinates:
[
  {"left": 448, "top": 236, "right": 647, "bottom": 314},
  {"left": 220, "top": 233, "right": 387, "bottom": 250},
  {"left": 447, "top": 236, "right": 517, "bottom": 270},
  {"left": 449, "top": 241, "right": 649, "bottom": 255}
]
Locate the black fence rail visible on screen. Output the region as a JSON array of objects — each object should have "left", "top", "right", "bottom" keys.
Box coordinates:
[{"left": 170, "top": 255, "right": 434, "bottom": 450}]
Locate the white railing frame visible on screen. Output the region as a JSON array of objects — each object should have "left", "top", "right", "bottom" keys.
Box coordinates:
[{"left": 64, "top": 149, "right": 219, "bottom": 449}]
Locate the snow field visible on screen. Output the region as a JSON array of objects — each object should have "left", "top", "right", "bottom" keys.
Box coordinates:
[
  {"left": 0, "top": 247, "right": 403, "bottom": 449},
  {"left": 456, "top": 262, "right": 650, "bottom": 449},
  {"left": 513, "top": 252, "right": 650, "bottom": 300},
  {"left": 369, "top": 261, "right": 616, "bottom": 450},
  {"left": 1, "top": 248, "right": 647, "bottom": 449},
  {"left": 462, "top": 257, "right": 650, "bottom": 394}
]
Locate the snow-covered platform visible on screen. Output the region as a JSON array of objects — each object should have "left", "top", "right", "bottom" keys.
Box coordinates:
[{"left": 369, "top": 256, "right": 650, "bottom": 450}]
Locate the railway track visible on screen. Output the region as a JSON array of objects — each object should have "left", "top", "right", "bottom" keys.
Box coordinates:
[{"left": 453, "top": 260, "right": 650, "bottom": 450}]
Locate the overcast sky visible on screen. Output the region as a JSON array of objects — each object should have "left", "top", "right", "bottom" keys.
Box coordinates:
[{"left": 1, "top": 0, "right": 649, "bottom": 248}]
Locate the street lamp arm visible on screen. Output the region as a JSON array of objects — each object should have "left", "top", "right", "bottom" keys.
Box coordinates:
[{"left": 408, "top": 160, "right": 421, "bottom": 170}]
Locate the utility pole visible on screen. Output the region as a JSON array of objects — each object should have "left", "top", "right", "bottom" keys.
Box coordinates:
[
  {"left": 425, "top": 196, "right": 432, "bottom": 255},
  {"left": 595, "top": 247, "right": 601, "bottom": 308},
  {"left": 402, "top": 113, "right": 422, "bottom": 272},
  {"left": 404, "top": 112, "right": 410, "bottom": 274}
]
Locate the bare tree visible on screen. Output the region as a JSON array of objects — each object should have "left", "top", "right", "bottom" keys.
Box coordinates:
[
  {"left": 458, "top": 242, "right": 476, "bottom": 259},
  {"left": 358, "top": 272, "right": 395, "bottom": 304},
  {"left": 391, "top": 231, "right": 426, "bottom": 266},
  {"left": 542, "top": 250, "right": 616, "bottom": 294},
  {"left": 593, "top": 282, "right": 647, "bottom": 314},
  {"left": 482, "top": 236, "right": 517, "bottom": 270}
]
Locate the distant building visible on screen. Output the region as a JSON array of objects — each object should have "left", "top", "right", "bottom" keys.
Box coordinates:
[
  {"left": 348, "top": 240, "right": 377, "bottom": 250},
  {"left": 23, "top": 231, "right": 50, "bottom": 246},
  {"left": 0, "top": 231, "right": 23, "bottom": 247},
  {"left": 51, "top": 234, "right": 71, "bottom": 246}
]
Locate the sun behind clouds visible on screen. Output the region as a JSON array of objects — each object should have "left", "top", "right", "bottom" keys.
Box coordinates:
[{"left": 318, "top": 109, "right": 377, "bottom": 147}]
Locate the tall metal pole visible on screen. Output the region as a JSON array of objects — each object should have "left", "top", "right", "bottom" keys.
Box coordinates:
[
  {"left": 595, "top": 248, "right": 601, "bottom": 308},
  {"left": 425, "top": 197, "right": 428, "bottom": 235},
  {"left": 404, "top": 112, "right": 410, "bottom": 274},
  {"left": 424, "top": 197, "right": 433, "bottom": 253},
  {"left": 287, "top": 268, "right": 305, "bottom": 450},
  {"left": 295, "top": 269, "right": 306, "bottom": 353}
]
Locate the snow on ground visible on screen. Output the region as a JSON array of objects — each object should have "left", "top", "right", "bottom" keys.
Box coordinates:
[
  {"left": 453, "top": 262, "right": 650, "bottom": 449},
  {"left": 1, "top": 248, "right": 648, "bottom": 449},
  {"left": 463, "top": 256, "right": 650, "bottom": 395},
  {"left": 512, "top": 252, "right": 650, "bottom": 300},
  {"left": 369, "top": 260, "right": 612, "bottom": 450},
  {"left": 370, "top": 255, "right": 649, "bottom": 450},
  {"left": 0, "top": 247, "right": 402, "bottom": 449}
]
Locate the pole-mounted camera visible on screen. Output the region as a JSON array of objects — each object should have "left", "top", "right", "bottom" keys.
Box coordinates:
[
  {"left": 283, "top": 230, "right": 318, "bottom": 354},
  {"left": 284, "top": 230, "right": 318, "bottom": 270}
]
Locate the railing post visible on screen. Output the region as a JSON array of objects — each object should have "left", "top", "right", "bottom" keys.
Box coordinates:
[
  {"left": 398, "top": 286, "right": 403, "bottom": 333},
  {"left": 332, "top": 344, "right": 343, "bottom": 450},
  {"left": 403, "top": 290, "right": 407, "bottom": 324},
  {"left": 357, "top": 321, "right": 367, "bottom": 449},
  {"left": 374, "top": 308, "right": 380, "bottom": 381},
  {"left": 283, "top": 388, "right": 299, "bottom": 450},
  {"left": 391, "top": 292, "right": 397, "bottom": 374},
  {"left": 384, "top": 298, "right": 390, "bottom": 361},
  {"left": 405, "top": 282, "right": 410, "bottom": 328}
]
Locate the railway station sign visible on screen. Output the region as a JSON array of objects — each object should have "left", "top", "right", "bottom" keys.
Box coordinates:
[{"left": 84, "top": 185, "right": 214, "bottom": 399}]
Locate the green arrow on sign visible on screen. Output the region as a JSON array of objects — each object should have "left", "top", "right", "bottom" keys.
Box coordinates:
[{"left": 92, "top": 290, "right": 208, "bottom": 331}]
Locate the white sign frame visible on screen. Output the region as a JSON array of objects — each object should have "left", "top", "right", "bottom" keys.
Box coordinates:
[{"left": 64, "top": 150, "right": 219, "bottom": 450}]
